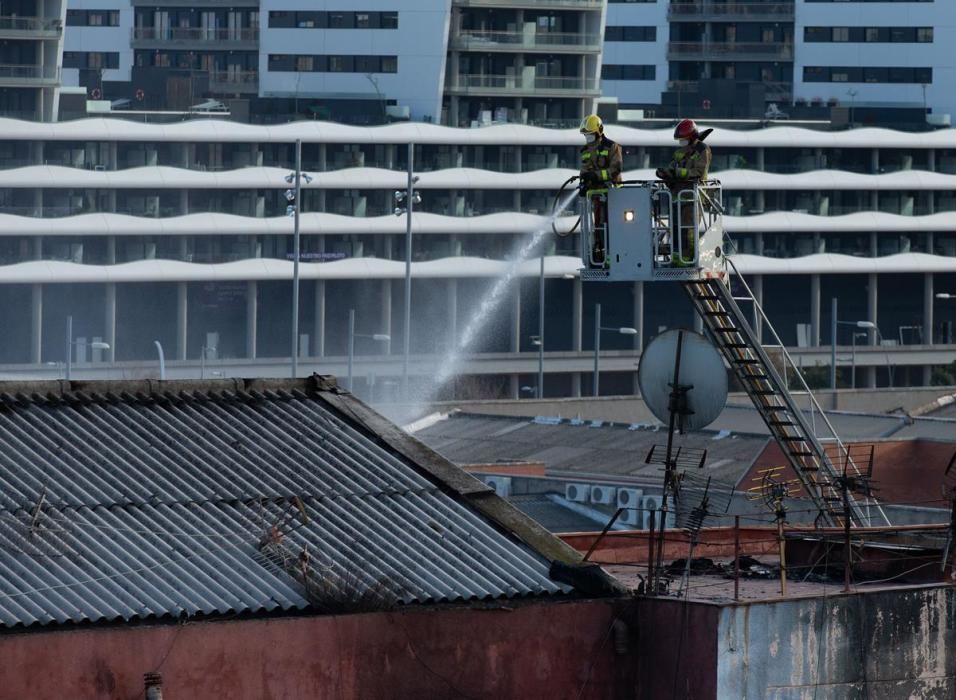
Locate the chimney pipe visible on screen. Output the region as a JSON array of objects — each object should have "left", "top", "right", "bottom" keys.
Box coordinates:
[{"left": 144, "top": 672, "right": 163, "bottom": 700}]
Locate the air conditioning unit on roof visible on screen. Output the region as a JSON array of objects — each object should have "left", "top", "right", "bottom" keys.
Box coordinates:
[
  {"left": 565, "top": 483, "right": 590, "bottom": 503},
  {"left": 482, "top": 475, "right": 512, "bottom": 498},
  {"left": 590, "top": 485, "right": 615, "bottom": 505}
]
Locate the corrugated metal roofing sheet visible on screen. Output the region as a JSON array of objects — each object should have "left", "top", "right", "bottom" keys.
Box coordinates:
[{"left": 0, "top": 384, "right": 564, "bottom": 628}]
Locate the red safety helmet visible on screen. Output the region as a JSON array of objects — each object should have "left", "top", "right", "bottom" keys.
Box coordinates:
[{"left": 674, "top": 118, "right": 699, "bottom": 141}]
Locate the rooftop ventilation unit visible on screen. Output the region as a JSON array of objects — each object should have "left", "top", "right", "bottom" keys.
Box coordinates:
[
  {"left": 616, "top": 488, "right": 644, "bottom": 527},
  {"left": 482, "top": 475, "right": 512, "bottom": 498},
  {"left": 590, "top": 484, "right": 615, "bottom": 505},
  {"left": 565, "top": 483, "right": 590, "bottom": 503}
]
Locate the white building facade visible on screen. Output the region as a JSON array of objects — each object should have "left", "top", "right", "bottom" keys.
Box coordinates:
[{"left": 0, "top": 119, "right": 953, "bottom": 399}]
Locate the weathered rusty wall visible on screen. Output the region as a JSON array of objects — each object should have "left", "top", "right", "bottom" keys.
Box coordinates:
[
  {"left": 634, "top": 598, "right": 719, "bottom": 700},
  {"left": 717, "top": 585, "right": 956, "bottom": 699},
  {"left": 0, "top": 599, "right": 637, "bottom": 699}
]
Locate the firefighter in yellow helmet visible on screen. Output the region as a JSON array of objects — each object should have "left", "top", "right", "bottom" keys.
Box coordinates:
[{"left": 579, "top": 114, "right": 623, "bottom": 265}]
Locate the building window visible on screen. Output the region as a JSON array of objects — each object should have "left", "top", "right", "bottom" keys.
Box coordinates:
[
  {"left": 806, "top": 26, "right": 934, "bottom": 43},
  {"left": 604, "top": 26, "right": 656, "bottom": 42},
  {"left": 66, "top": 9, "right": 120, "bottom": 27},
  {"left": 602, "top": 64, "right": 655, "bottom": 81},
  {"left": 268, "top": 54, "right": 397, "bottom": 74},
  {"left": 268, "top": 10, "right": 397, "bottom": 29},
  {"left": 63, "top": 51, "right": 120, "bottom": 69},
  {"left": 803, "top": 66, "right": 932, "bottom": 84}
]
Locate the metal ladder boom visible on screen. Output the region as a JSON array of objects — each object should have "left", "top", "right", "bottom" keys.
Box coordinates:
[{"left": 683, "top": 276, "right": 875, "bottom": 527}]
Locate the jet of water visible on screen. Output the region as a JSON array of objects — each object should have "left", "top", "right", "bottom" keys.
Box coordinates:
[{"left": 421, "top": 186, "right": 581, "bottom": 405}]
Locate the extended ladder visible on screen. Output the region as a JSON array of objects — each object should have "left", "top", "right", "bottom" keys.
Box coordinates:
[{"left": 683, "top": 274, "right": 887, "bottom": 527}]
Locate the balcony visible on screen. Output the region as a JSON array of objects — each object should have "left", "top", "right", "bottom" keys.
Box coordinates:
[
  {"left": 209, "top": 70, "right": 258, "bottom": 94},
  {"left": 132, "top": 26, "right": 258, "bottom": 50},
  {"left": 669, "top": 2, "right": 794, "bottom": 22},
  {"left": 452, "top": 0, "right": 602, "bottom": 9},
  {"left": 668, "top": 79, "right": 792, "bottom": 102},
  {"left": 0, "top": 16, "right": 62, "bottom": 40},
  {"left": 0, "top": 64, "right": 59, "bottom": 87},
  {"left": 446, "top": 73, "right": 599, "bottom": 97},
  {"left": 668, "top": 41, "right": 793, "bottom": 62},
  {"left": 451, "top": 29, "right": 601, "bottom": 53}
]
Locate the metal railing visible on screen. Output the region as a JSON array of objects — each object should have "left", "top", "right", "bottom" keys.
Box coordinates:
[
  {"left": 0, "top": 64, "right": 59, "bottom": 80},
  {"left": 452, "top": 0, "right": 602, "bottom": 8},
  {"left": 0, "top": 16, "right": 62, "bottom": 32},
  {"left": 668, "top": 41, "right": 794, "bottom": 60},
  {"left": 724, "top": 257, "right": 890, "bottom": 527},
  {"left": 449, "top": 73, "right": 599, "bottom": 92},
  {"left": 669, "top": 2, "right": 794, "bottom": 20},
  {"left": 209, "top": 70, "right": 258, "bottom": 90},
  {"left": 452, "top": 29, "right": 600, "bottom": 50},
  {"left": 132, "top": 26, "right": 258, "bottom": 42}
]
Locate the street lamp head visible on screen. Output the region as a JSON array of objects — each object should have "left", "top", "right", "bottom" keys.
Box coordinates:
[
  {"left": 394, "top": 190, "right": 406, "bottom": 202},
  {"left": 284, "top": 173, "right": 294, "bottom": 184},
  {"left": 90, "top": 341, "right": 110, "bottom": 350},
  {"left": 393, "top": 207, "right": 405, "bottom": 216},
  {"left": 412, "top": 193, "right": 422, "bottom": 205},
  {"left": 562, "top": 273, "right": 576, "bottom": 280},
  {"left": 855, "top": 321, "right": 876, "bottom": 329},
  {"left": 371, "top": 334, "right": 391, "bottom": 342},
  {"left": 618, "top": 327, "right": 638, "bottom": 335},
  {"left": 284, "top": 189, "right": 295, "bottom": 201},
  {"left": 937, "top": 293, "right": 953, "bottom": 300},
  {"left": 302, "top": 173, "right": 313, "bottom": 184},
  {"left": 411, "top": 175, "right": 420, "bottom": 185}
]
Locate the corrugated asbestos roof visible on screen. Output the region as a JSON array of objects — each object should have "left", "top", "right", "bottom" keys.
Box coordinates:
[{"left": 0, "top": 378, "right": 568, "bottom": 629}]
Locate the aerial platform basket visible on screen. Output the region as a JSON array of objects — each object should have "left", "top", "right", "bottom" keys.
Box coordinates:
[{"left": 579, "top": 179, "right": 726, "bottom": 283}]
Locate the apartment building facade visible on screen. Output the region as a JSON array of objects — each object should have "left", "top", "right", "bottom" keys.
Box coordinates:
[
  {"left": 0, "top": 0, "right": 67, "bottom": 121},
  {"left": 0, "top": 119, "right": 953, "bottom": 399},
  {"left": 601, "top": 0, "right": 956, "bottom": 124}
]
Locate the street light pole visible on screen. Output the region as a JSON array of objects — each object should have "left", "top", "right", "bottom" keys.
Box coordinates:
[
  {"left": 402, "top": 142, "right": 414, "bottom": 400},
  {"left": 65, "top": 314, "right": 73, "bottom": 380},
  {"left": 291, "top": 138, "right": 302, "bottom": 378},
  {"left": 538, "top": 254, "right": 545, "bottom": 399},
  {"left": 348, "top": 308, "right": 355, "bottom": 392},
  {"left": 593, "top": 302, "right": 601, "bottom": 397},
  {"left": 830, "top": 297, "right": 837, "bottom": 390},
  {"left": 154, "top": 340, "right": 166, "bottom": 380}
]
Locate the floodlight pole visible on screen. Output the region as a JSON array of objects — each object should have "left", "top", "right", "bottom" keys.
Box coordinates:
[
  {"left": 291, "top": 138, "right": 302, "bottom": 378},
  {"left": 830, "top": 297, "right": 837, "bottom": 390},
  {"left": 593, "top": 303, "right": 601, "bottom": 396},
  {"left": 65, "top": 314, "right": 72, "bottom": 380},
  {"left": 538, "top": 254, "right": 545, "bottom": 399},
  {"left": 402, "top": 142, "right": 414, "bottom": 400}
]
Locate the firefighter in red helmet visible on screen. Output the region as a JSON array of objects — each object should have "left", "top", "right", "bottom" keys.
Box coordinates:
[{"left": 656, "top": 119, "right": 712, "bottom": 265}]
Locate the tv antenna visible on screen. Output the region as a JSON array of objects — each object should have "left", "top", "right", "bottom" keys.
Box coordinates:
[
  {"left": 639, "top": 329, "right": 728, "bottom": 594},
  {"left": 748, "top": 466, "right": 802, "bottom": 595}
]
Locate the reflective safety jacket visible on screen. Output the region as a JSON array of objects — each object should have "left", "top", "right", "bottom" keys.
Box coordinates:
[
  {"left": 580, "top": 136, "right": 623, "bottom": 188},
  {"left": 666, "top": 141, "right": 711, "bottom": 181}
]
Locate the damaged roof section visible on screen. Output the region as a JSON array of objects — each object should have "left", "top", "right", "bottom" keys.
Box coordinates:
[{"left": 0, "top": 377, "right": 575, "bottom": 629}]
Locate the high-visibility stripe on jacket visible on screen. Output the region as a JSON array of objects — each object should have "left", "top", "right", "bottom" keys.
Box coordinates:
[
  {"left": 580, "top": 136, "right": 623, "bottom": 186},
  {"left": 667, "top": 141, "right": 711, "bottom": 181}
]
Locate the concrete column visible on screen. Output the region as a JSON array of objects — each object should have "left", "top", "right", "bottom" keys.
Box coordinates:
[
  {"left": 511, "top": 285, "right": 521, "bottom": 353},
  {"left": 447, "top": 279, "right": 458, "bottom": 352},
  {"left": 176, "top": 282, "right": 188, "bottom": 361},
  {"left": 104, "top": 284, "right": 116, "bottom": 363},
  {"left": 571, "top": 278, "right": 583, "bottom": 397},
  {"left": 30, "top": 284, "right": 42, "bottom": 364},
  {"left": 866, "top": 272, "right": 878, "bottom": 387},
  {"left": 811, "top": 274, "right": 821, "bottom": 346},
  {"left": 632, "top": 281, "right": 644, "bottom": 394},
  {"left": 246, "top": 280, "right": 257, "bottom": 359},
  {"left": 381, "top": 279, "right": 392, "bottom": 355},
  {"left": 752, "top": 274, "right": 763, "bottom": 343},
  {"left": 924, "top": 272, "right": 934, "bottom": 385},
  {"left": 869, "top": 231, "right": 878, "bottom": 258},
  {"left": 314, "top": 280, "right": 326, "bottom": 357}
]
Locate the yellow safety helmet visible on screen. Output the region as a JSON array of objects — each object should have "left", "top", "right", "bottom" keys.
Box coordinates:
[{"left": 579, "top": 114, "right": 603, "bottom": 135}]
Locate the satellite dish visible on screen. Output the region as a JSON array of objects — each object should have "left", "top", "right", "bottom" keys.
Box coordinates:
[{"left": 638, "top": 330, "right": 727, "bottom": 431}]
